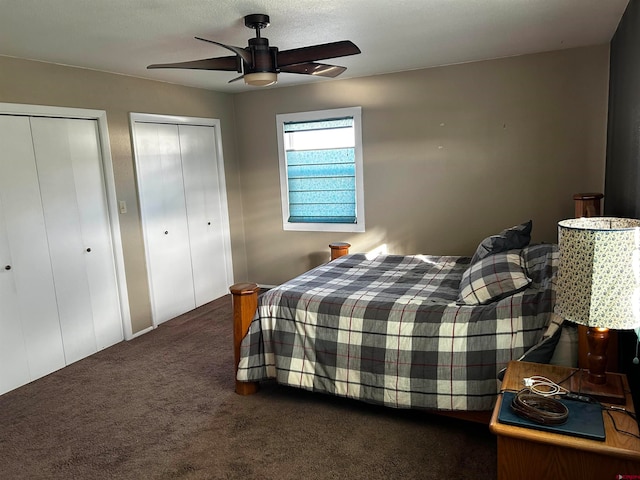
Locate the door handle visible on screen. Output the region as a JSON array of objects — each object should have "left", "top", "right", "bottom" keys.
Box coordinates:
[{"left": 4, "top": 265, "right": 11, "bottom": 270}]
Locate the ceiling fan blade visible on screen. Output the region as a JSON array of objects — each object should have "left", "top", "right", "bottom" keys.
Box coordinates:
[
  {"left": 147, "top": 55, "right": 240, "bottom": 71},
  {"left": 279, "top": 62, "right": 346, "bottom": 78},
  {"left": 277, "top": 40, "right": 360, "bottom": 68},
  {"left": 228, "top": 74, "right": 245, "bottom": 83},
  {"left": 195, "top": 37, "right": 252, "bottom": 65}
]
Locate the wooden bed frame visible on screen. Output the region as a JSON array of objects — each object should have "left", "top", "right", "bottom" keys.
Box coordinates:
[
  {"left": 230, "top": 241, "right": 621, "bottom": 423},
  {"left": 230, "top": 243, "right": 492, "bottom": 423}
]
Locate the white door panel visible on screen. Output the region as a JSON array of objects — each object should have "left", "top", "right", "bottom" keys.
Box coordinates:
[
  {"left": 65, "top": 119, "right": 124, "bottom": 349},
  {"left": 180, "top": 124, "right": 229, "bottom": 306},
  {"left": 134, "top": 122, "right": 195, "bottom": 324},
  {"left": 0, "top": 115, "right": 66, "bottom": 380},
  {"left": 0, "top": 194, "right": 31, "bottom": 395},
  {"left": 35, "top": 117, "right": 123, "bottom": 350},
  {"left": 31, "top": 117, "right": 97, "bottom": 364}
]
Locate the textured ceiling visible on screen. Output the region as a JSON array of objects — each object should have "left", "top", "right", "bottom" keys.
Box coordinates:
[{"left": 0, "top": 0, "right": 629, "bottom": 93}]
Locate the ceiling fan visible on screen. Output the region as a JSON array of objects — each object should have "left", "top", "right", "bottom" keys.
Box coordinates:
[{"left": 147, "top": 14, "right": 361, "bottom": 87}]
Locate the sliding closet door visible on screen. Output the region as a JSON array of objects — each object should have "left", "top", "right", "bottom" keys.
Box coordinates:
[
  {"left": 133, "top": 122, "right": 196, "bottom": 324},
  {"left": 0, "top": 116, "right": 66, "bottom": 389},
  {"left": 31, "top": 117, "right": 123, "bottom": 361},
  {"left": 179, "top": 124, "right": 230, "bottom": 305}
]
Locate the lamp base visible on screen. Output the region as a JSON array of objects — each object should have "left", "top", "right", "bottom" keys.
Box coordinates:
[{"left": 570, "top": 369, "right": 626, "bottom": 405}]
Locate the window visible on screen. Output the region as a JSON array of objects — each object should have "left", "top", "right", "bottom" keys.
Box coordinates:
[{"left": 276, "top": 107, "right": 364, "bottom": 232}]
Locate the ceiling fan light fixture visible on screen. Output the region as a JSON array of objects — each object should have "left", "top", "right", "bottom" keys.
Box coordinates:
[{"left": 244, "top": 71, "right": 277, "bottom": 87}]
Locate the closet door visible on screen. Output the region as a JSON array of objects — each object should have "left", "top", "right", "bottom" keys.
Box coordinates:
[
  {"left": 134, "top": 122, "right": 196, "bottom": 324},
  {"left": 31, "top": 117, "right": 123, "bottom": 360},
  {"left": 180, "top": 124, "right": 230, "bottom": 305},
  {"left": 132, "top": 114, "right": 233, "bottom": 326},
  {"left": 0, "top": 105, "right": 128, "bottom": 396},
  {"left": 0, "top": 116, "right": 66, "bottom": 389},
  {"left": 0, "top": 194, "right": 31, "bottom": 394}
]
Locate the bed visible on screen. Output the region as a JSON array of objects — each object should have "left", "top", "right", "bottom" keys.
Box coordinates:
[{"left": 231, "top": 221, "right": 563, "bottom": 417}]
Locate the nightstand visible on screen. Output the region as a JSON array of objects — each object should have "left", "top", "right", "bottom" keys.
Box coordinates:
[{"left": 489, "top": 361, "right": 640, "bottom": 480}]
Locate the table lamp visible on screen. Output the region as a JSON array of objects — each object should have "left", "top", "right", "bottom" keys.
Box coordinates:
[{"left": 556, "top": 217, "right": 640, "bottom": 405}]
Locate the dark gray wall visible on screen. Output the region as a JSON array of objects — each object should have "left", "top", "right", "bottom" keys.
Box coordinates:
[
  {"left": 605, "top": 0, "right": 640, "bottom": 217},
  {"left": 604, "top": 0, "right": 640, "bottom": 410}
]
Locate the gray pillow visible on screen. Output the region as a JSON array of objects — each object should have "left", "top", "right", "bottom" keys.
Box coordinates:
[
  {"left": 470, "top": 220, "right": 532, "bottom": 264},
  {"left": 457, "top": 250, "right": 532, "bottom": 305}
]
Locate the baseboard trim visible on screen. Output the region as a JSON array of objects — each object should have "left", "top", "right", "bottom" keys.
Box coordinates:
[{"left": 127, "top": 325, "right": 154, "bottom": 340}]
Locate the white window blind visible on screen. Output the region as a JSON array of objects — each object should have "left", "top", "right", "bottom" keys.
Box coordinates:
[
  {"left": 277, "top": 107, "right": 364, "bottom": 233},
  {"left": 284, "top": 117, "right": 356, "bottom": 223}
]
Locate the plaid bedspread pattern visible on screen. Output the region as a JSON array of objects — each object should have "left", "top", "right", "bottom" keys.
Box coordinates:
[{"left": 237, "top": 244, "right": 557, "bottom": 411}]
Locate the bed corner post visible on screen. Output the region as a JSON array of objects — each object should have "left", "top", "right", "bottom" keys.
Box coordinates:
[
  {"left": 329, "top": 242, "right": 351, "bottom": 260},
  {"left": 230, "top": 282, "right": 260, "bottom": 395}
]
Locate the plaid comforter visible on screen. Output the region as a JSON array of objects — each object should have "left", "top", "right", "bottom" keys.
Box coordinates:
[{"left": 237, "top": 244, "right": 558, "bottom": 411}]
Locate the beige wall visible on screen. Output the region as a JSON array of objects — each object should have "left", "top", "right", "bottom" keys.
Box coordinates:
[
  {"left": 0, "top": 43, "right": 610, "bottom": 332},
  {"left": 233, "top": 45, "right": 610, "bottom": 285},
  {"left": 0, "top": 55, "right": 247, "bottom": 335}
]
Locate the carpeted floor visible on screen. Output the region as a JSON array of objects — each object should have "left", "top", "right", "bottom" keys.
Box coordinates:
[{"left": 0, "top": 295, "right": 497, "bottom": 479}]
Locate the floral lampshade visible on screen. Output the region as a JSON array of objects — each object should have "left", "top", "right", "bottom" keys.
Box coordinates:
[{"left": 556, "top": 217, "right": 640, "bottom": 331}]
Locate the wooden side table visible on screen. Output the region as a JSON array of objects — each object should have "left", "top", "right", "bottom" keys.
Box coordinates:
[{"left": 490, "top": 361, "right": 640, "bottom": 480}]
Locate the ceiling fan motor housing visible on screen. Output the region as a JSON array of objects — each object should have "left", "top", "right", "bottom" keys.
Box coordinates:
[{"left": 246, "top": 37, "right": 278, "bottom": 74}]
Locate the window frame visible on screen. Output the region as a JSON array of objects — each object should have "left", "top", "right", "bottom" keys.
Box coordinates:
[{"left": 276, "top": 106, "right": 365, "bottom": 232}]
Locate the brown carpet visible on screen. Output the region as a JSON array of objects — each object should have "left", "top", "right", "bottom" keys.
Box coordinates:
[{"left": 0, "top": 295, "right": 497, "bottom": 479}]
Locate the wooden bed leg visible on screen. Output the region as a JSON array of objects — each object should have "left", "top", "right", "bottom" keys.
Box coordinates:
[
  {"left": 230, "top": 282, "right": 260, "bottom": 395},
  {"left": 329, "top": 242, "right": 351, "bottom": 260}
]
